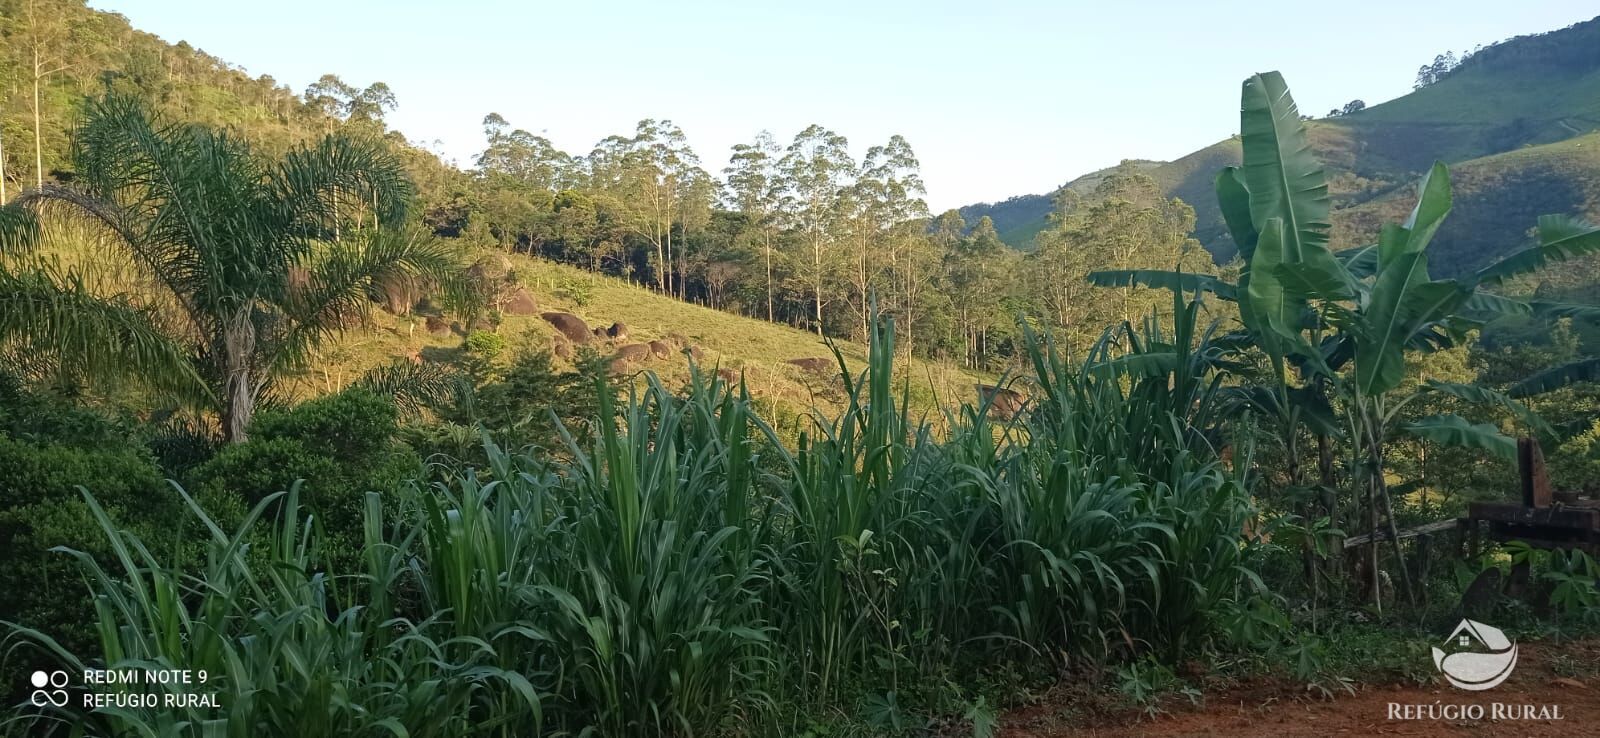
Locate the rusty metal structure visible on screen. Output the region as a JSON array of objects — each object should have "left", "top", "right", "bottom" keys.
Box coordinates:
[{"left": 1464, "top": 438, "right": 1600, "bottom": 557}]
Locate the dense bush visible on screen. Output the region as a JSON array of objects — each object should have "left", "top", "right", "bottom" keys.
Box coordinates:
[
  {"left": 185, "top": 388, "right": 419, "bottom": 548},
  {"left": 0, "top": 377, "right": 189, "bottom": 703}
]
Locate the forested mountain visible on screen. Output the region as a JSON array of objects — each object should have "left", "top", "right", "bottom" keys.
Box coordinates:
[{"left": 961, "top": 15, "right": 1600, "bottom": 275}]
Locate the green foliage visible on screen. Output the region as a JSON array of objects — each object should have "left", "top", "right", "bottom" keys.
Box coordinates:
[
  {"left": 472, "top": 348, "right": 563, "bottom": 443},
  {"left": 0, "top": 93, "right": 472, "bottom": 442},
  {"left": 463, "top": 328, "right": 507, "bottom": 359},
  {"left": 6, "top": 308, "right": 1256, "bottom": 735},
  {"left": 0, "top": 377, "right": 202, "bottom": 703},
  {"left": 556, "top": 273, "right": 596, "bottom": 306},
  {"left": 185, "top": 388, "right": 416, "bottom": 548}
]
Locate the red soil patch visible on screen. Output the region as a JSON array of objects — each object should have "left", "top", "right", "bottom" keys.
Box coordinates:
[{"left": 1002, "top": 639, "right": 1600, "bottom": 737}]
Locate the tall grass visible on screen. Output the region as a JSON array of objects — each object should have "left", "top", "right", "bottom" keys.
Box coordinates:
[{"left": 5, "top": 296, "right": 1258, "bottom": 736}]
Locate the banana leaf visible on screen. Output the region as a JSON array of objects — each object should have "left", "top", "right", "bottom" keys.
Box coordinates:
[
  {"left": 1423, "top": 379, "right": 1555, "bottom": 444},
  {"left": 1402, "top": 414, "right": 1517, "bottom": 461},
  {"left": 1508, "top": 358, "right": 1600, "bottom": 398},
  {"left": 1474, "top": 215, "right": 1600, "bottom": 287},
  {"left": 1216, "top": 166, "right": 1258, "bottom": 260},
  {"left": 1529, "top": 301, "right": 1600, "bottom": 323},
  {"left": 1086, "top": 270, "right": 1238, "bottom": 300},
  {"left": 1239, "top": 74, "right": 1351, "bottom": 296},
  {"left": 1336, "top": 244, "right": 1379, "bottom": 279},
  {"left": 1461, "top": 291, "right": 1533, "bottom": 319}
]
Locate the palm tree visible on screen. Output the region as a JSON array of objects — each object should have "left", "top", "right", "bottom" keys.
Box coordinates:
[{"left": 0, "top": 95, "right": 468, "bottom": 442}]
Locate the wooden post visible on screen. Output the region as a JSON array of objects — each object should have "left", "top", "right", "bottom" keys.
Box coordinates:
[{"left": 1520, "top": 437, "right": 1552, "bottom": 508}]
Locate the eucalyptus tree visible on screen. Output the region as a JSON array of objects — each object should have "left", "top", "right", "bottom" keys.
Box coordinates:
[
  {"left": 0, "top": 94, "right": 468, "bottom": 442},
  {"left": 1038, "top": 166, "right": 1207, "bottom": 354},
  {"left": 303, "top": 74, "right": 398, "bottom": 131},
  {"left": 1091, "top": 72, "right": 1600, "bottom": 613},
  {"left": 777, "top": 124, "right": 853, "bottom": 336},
  {"left": 589, "top": 119, "right": 706, "bottom": 296},
  {"left": 942, "top": 213, "right": 1012, "bottom": 368},
  {"left": 724, "top": 131, "right": 783, "bottom": 321},
  {"left": 477, "top": 112, "right": 574, "bottom": 191},
  {"left": 849, "top": 135, "right": 928, "bottom": 343}
]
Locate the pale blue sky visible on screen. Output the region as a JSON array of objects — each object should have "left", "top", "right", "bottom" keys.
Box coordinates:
[{"left": 92, "top": 1, "right": 1597, "bottom": 211}]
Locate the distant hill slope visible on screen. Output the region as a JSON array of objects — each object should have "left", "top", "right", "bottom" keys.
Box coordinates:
[
  {"left": 963, "top": 15, "right": 1600, "bottom": 275},
  {"left": 299, "top": 250, "right": 989, "bottom": 429}
]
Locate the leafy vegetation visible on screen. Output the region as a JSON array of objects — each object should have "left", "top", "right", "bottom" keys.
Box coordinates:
[{"left": 1, "top": 4, "right": 1599, "bottom": 736}]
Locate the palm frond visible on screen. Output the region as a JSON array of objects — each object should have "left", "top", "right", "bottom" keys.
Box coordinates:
[
  {"left": 1508, "top": 358, "right": 1600, "bottom": 398},
  {"left": 0, "top": 265, "right": 208, "bottom": 404},
  {"left": 273, "top": 228, "right": 473, "bottom": 372},
  {"left": 0, "top": 199, "right": 43, "bottom": 255},
  {"left": 356, "top": 358, "right": 468, "bottom": 416},
  {"left": 276, "top": 134, "right": 414, "bottom": 235}
]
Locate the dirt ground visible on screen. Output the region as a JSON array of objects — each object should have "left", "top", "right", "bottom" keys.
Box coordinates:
[{"left": 1001, "top": 639, "right": 1600, "bottom": 737}]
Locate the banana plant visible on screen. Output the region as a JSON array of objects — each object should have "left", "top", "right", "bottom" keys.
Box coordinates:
[{"left": 1090, "top": 71, "right": 1600, "bottom": 613}]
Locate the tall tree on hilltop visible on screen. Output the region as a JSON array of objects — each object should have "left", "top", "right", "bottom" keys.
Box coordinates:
[
  {"left": 590, "top": 119, "right": 704, "bottom": 295},
  {"left": 859, "top": 135, "right": 928, "bottom": 346},
  {"left": 942, "top": 212, "right": 1011, "bottom": 368},
  {"left": 22, "top": 0, "right": 74, "bottom": 189},
  {"left": 777, "top": 124, "right": 852, "bottom": 336},
  {"left": 303, "top": 73, "right": 355, "bottom": 133},
  {"left": 1030, "top": 165, "right": 1209, "bottom": 352},
  {"left": 477, "top": 112, "right": 573, "bottom": 191},
  {"left": 724, "top": 131, "right": 783, "bottom": 322},
  {"left": 0, "top": 95, "right": 470, "bottom": 442}
]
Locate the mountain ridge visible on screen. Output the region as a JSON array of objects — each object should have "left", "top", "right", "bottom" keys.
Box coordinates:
[{"left": 961, "top": 15, "right": 1600, "bottom": 275}]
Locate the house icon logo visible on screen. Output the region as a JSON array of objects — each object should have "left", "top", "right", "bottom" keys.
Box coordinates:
[{"left": 1432, "top": 619, "right": 1518, "bottom": 691}]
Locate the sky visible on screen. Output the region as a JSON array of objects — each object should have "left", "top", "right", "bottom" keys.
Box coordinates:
[{"left": 90, "top": 0, "right": 1599, "bottom": 212}]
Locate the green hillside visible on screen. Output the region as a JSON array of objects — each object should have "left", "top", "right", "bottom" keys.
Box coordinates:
[
  {"left": 1332, "top": 130, "right": 1600, "bottom": 273},
  {"left": 289, "top": 249, "right": 989, "bottom": 429},
  {"left": 963, "top": 15, "right": 1600, "bottom": 272}
]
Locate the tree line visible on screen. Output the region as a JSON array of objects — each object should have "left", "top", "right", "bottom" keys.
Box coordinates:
[{"left": 420, "top": 107, "right": 1212, "bottom": 367}]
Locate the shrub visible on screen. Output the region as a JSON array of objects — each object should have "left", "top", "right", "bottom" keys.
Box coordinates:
[
  {"left": 464, "top": 329, "right": 507, "bottom": 360},
  {"left": 0, "top": 379, "right": 199, "bottom": 705},
  {"left": 557, "top": 273, "right": 595, "bottom": 306},
  {"left": 473, "top": 348, "right": 563, "bottom": 445},
  {"left": 185, "top": 388, "right": 419, "bottom": 557}
]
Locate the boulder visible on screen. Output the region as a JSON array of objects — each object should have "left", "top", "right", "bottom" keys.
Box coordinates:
[
  {"left": 607, "top": 322, "right": 629, "bottom": 340},
  {"left": 504, "top": 287, "right": 539, "bottom": 316},
  {"left": 375, "top": 272, "right": 421, "bottom": 315},
  {"left": 787, "top": 357, "right": 833, "bottom": 375},
  {"left": 609, "top": 343, "right": 653, "bottom": 372},
  {"left": 541, "top": 312, "right": 591, "bottom": 343},
  {"left": 976, "top": 384, "right": 1025, "bottom": 420}
]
